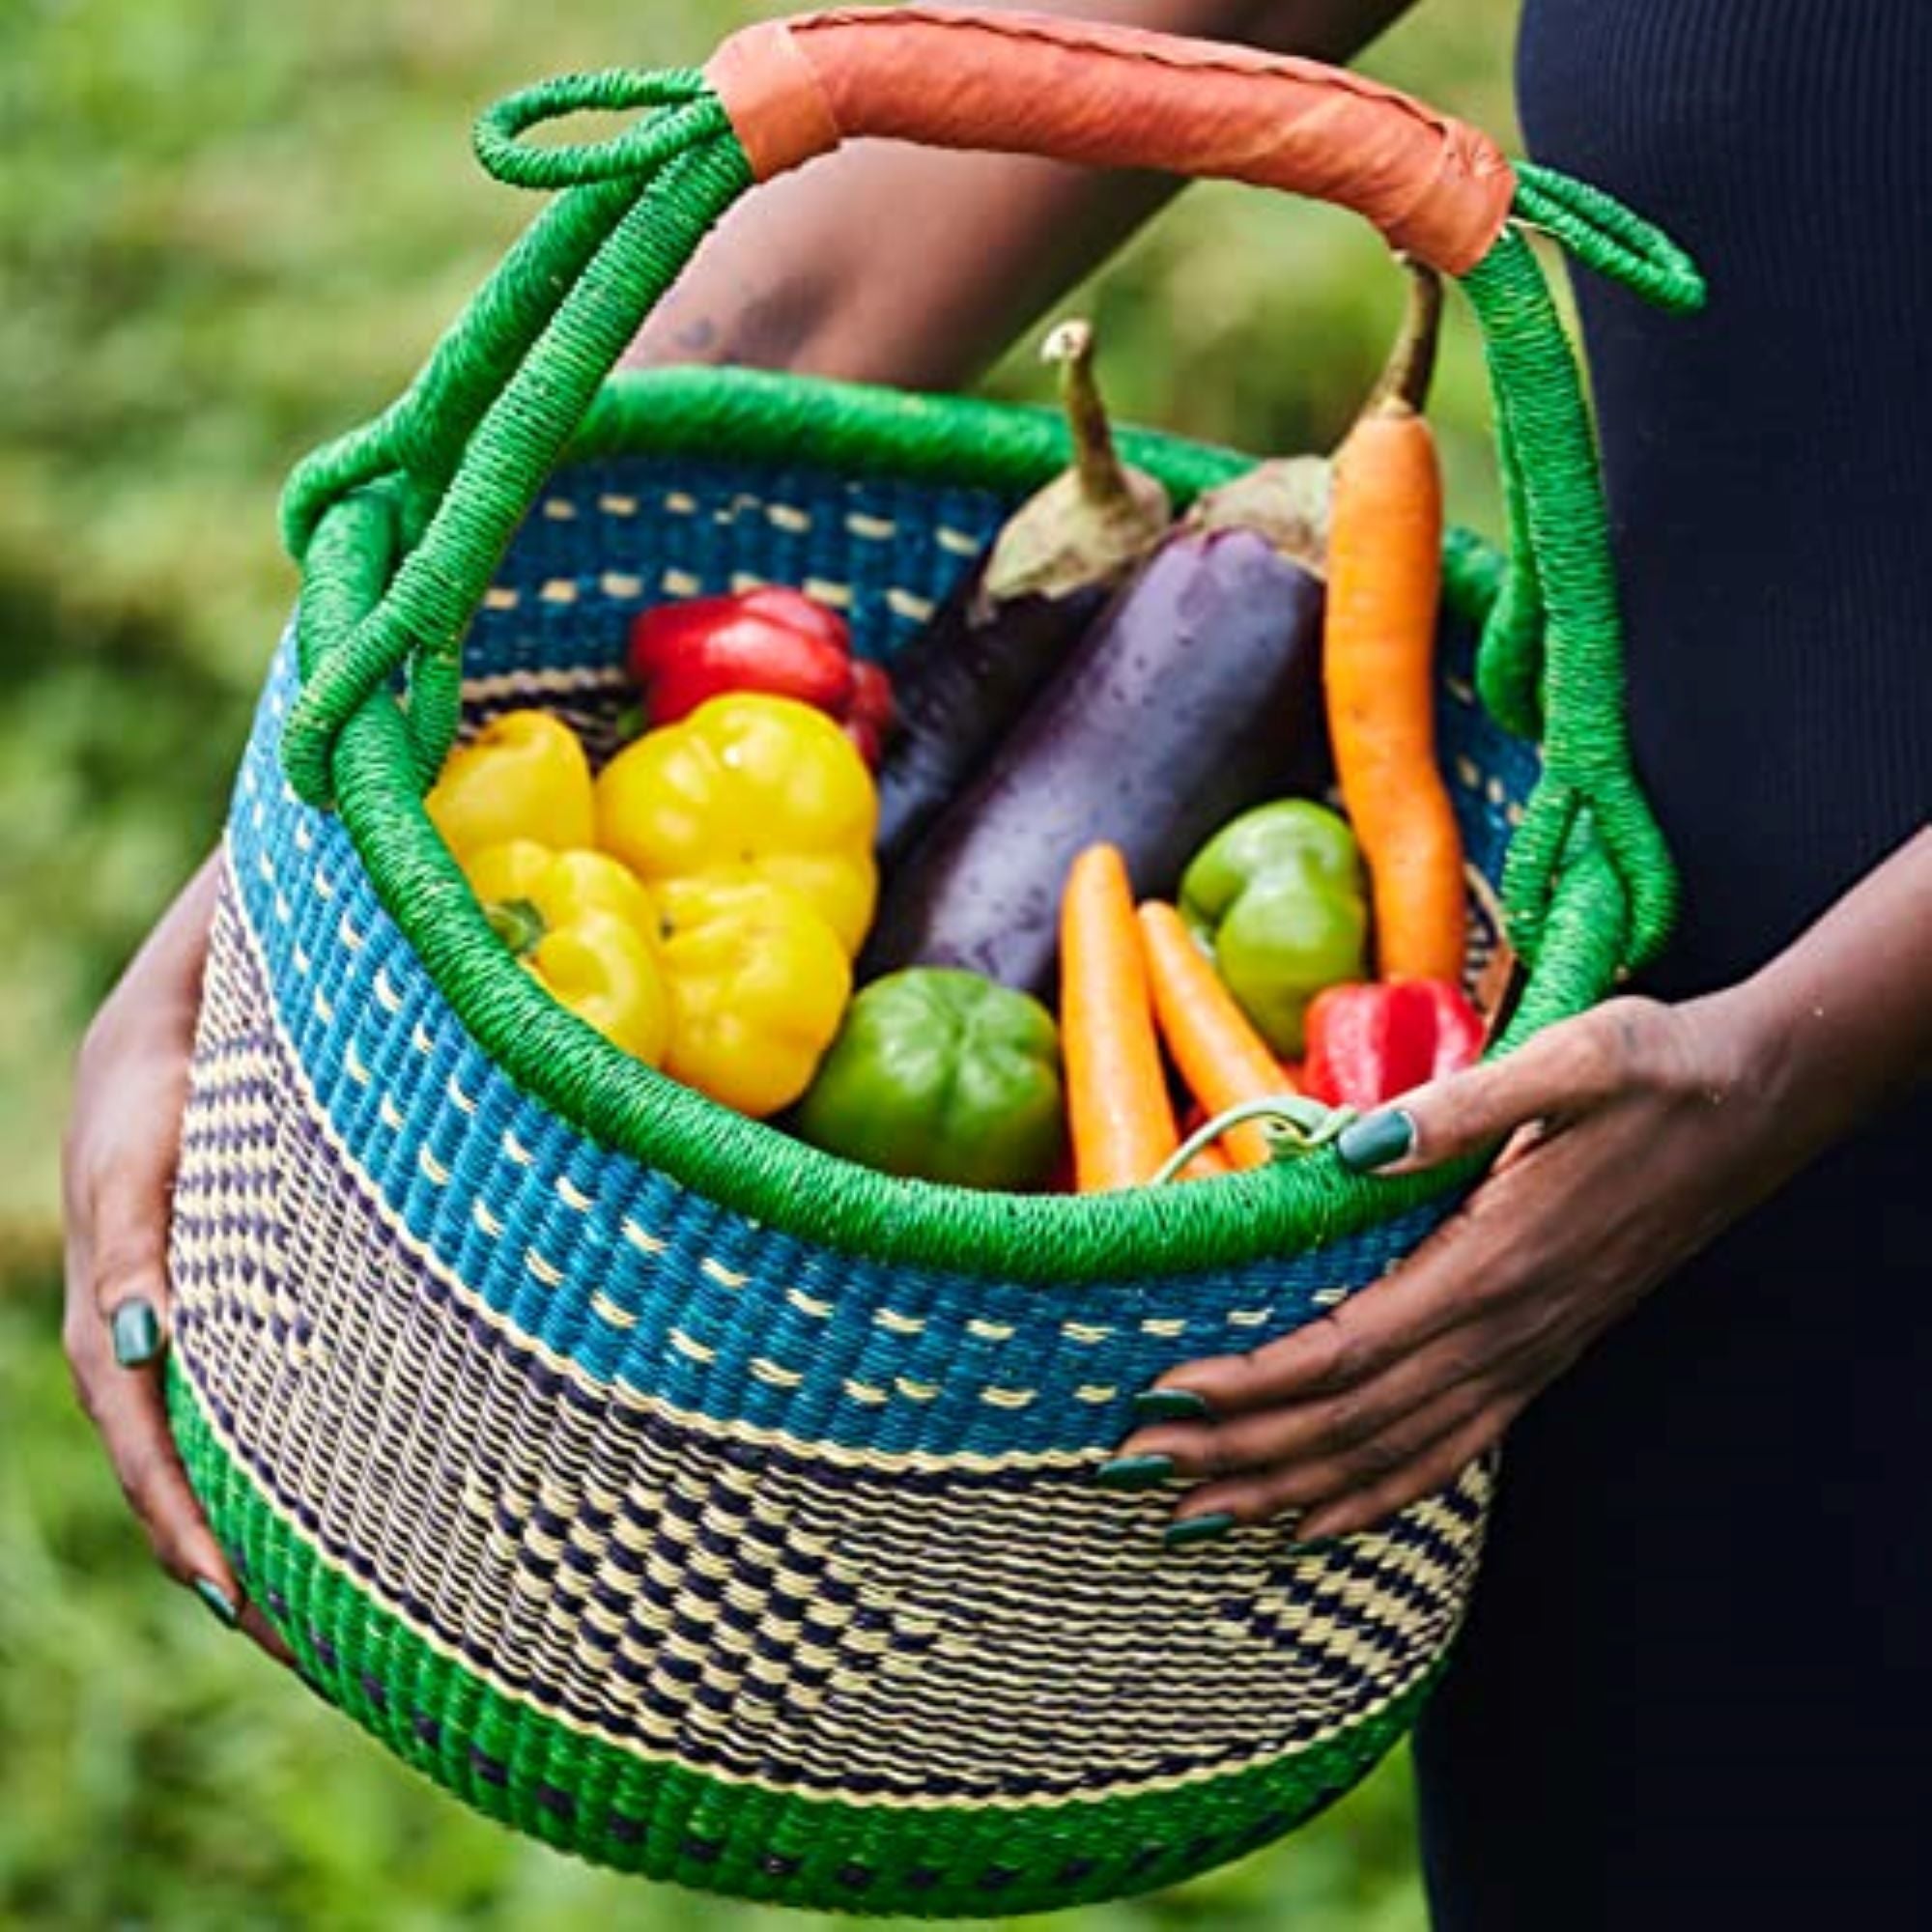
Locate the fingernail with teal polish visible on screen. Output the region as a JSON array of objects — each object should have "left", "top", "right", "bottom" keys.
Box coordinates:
[
  {"left": 1095, "top": 1453, "right": 1176, "bottom": 1492},
  {"left": 192, "top": 1577, "right": 240, "bottom": 1628},
  {"left": 1132, "top": 1388, "right": 1211, "bottom": 1424},
  {"left": 1336, "top": 1108, "right": 1416, "bottom": 1174},
  {"left": 110, "top": 1298, "right": 162, "bottom": 1369},
  {"left": 1163, "top": 1512, "right": 1236, "bottom": 1549}
]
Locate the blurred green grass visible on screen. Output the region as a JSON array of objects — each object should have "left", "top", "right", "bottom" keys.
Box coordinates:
[{"left": 0, "top": 1, "right": 1519, "bottom": 1921}]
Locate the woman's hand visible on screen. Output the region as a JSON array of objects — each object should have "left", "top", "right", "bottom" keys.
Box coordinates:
[
  {"left": 1107, "top": 989, "right": 1826, "bottom": 1545},
  {"left": 1112, "top": 826, "right": 1930, "bottom": 1546},
  {"left": 61, "top": 857, "right": 293, "bottom": 1662}
]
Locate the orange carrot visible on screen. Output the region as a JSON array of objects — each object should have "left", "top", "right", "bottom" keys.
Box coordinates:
[
  {"left": 1061, "top": 844, "right": 1179, "bottom": 1192},
  {"left": 1138, "top": 901, "right": 1296, "bottom": 1171},
  {"left": 1323, "top": 260, "right": 1466, "bottom": 983}
]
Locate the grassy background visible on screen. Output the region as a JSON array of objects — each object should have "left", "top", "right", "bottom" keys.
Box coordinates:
[{"left": 1, "top": 2, "right": 1518, "bottom": 1923}]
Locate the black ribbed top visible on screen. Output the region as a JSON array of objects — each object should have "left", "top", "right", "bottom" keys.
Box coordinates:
[
  {"left": 1518, "top": 0, "right": 1931, "bottom": 994},
  {"left": 1415, "top": 18, "right": 1932, "bottom": 1926}
]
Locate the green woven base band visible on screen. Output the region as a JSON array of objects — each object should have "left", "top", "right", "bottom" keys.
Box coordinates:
[{"left": 170, "top": 1373, "right": 1438, "bottom": 1916}]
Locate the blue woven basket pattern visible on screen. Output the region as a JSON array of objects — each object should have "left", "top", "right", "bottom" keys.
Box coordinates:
[
  {"left": 206, "top": 454, "right": 1532, "bottom": 1458},
  {"left": 166, "top": 450, "right": 1533, "bottom": 1892}
]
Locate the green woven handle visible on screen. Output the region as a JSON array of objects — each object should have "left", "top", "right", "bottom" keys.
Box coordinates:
[{"left": 278, "top": 21, "right": 1703, "bottom": 972}]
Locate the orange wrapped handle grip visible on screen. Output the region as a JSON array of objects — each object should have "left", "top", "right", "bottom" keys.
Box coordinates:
[{"left": 706, "top": 6, "right": 1515, "bottom": 275}]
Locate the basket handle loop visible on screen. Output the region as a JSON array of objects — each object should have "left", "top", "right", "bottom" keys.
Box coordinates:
[
  {"left": 1461, "top": 219, "right": 1690, "bottom": 966},
  {"left": 279, "top": 115, "right": 751, "bottom": 808},
  {"left": 704, "top": 8, "right": 1516, "bottom": 274},
  {"left": 279, "top": 6, "right": 1700, "bottom": 973}
]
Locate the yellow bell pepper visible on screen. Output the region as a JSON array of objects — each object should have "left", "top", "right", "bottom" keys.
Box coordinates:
[
  {"left": 427, "top": 710, "right": 594, "bottom": 864},
  {"left": 594, "top": 694, "right": 878, "bottom": 956},
  {"left": 655, "top": 874, "right": 852, "bottom": 1118},
  {"left": 465, "top": 840, "right": 671, "bottom": 1065}
]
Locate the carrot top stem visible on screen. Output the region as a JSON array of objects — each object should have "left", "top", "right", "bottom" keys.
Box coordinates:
[{"left": 1368, "top": 258, "right": 1444, "bottom": 418}]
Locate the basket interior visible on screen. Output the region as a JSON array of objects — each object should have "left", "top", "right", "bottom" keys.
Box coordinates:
[
  {"left": 265, "top": 383, "right": 1583, "bottom": 1288},
  {"left": 168, "top": 431, "right": 1524, "bottom": 1912},
  {"left": 456, "top": 447, "right": 1534, "bottom": 1005}
]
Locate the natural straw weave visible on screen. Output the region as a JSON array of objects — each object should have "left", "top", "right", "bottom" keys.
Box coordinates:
[{"left": 164, "top": 31, "right": 1702, "bottom": 1918}]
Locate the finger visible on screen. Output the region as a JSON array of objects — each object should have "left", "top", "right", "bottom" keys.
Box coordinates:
[
  {"left": 1335, "top": 999, "right": 1660, "bottom": 1176},
  {"left": 1125, "top": 1316, "right": 1515, "bottom": 1481},
  {"left": 69, "top": 1302, "right": 295, "bottom": 1667},
  {"left": 1133, "top": 1179, "right": 1538, "bottom": 1426},
  {"left": 74, "top": 1338, "right": 286, "bottom": 1667},
  {"left": 1271, "top": 1107, "right": 1625, "bottom": 1404},
  {"left": 64, "top": 1087, "right": 208, "bottom": 1563},
  {"left": 56, "top": 858, "right": 286, "bottom": 1655},
  {"left": 66, "top": 1305, "right": 227, "bottom": 1570},
  {"left": 64, "top": 1236, "right": 270, "bottom": 1650},
  {"left": 62, "top": 859, "right": 221, "bottom": 1270},
  {"left": 1166, "top": 1377, "right": 1508, "bottom": 1530},
  {"left": 238, "top": 1604, "right": 298, "bottom": 1667},
  {"left": 1292, "top": 1406, "right": 1519, "bottom": 1543},
  {"left": 71, "top": 1034, "right": 195, "bottom": 1309},
  {"left": 66, "top": 1065, "right": 193, "bottom": 1350}
]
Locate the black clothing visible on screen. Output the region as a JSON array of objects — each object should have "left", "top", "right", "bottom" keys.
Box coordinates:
[{"left": 1415, "top": 6, "right": 1932, "bottom": 1926}]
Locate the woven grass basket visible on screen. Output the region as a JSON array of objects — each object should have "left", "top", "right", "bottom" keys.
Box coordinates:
[{"left": 164, "top": 8, "right": 1703, "bottom": 1916}]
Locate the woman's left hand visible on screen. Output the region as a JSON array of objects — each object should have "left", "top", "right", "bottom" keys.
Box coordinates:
[{"left": 1112, "top": 989, "right": 1809, "bottom": 1545}]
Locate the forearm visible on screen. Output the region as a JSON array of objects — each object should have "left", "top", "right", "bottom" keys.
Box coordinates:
[
  {"left": 626, "top": 0, "right": 1415, "bottom": 389},
  {"left": 1723, "top": 825, "right": 1932, "bottom": 1157}
]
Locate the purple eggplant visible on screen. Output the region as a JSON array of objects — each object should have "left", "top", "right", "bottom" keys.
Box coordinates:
[
  {"left": 875, "top": 321, "right": 1170, "bottom": 867},
  {"left": 860, "top": 460, "right": 1335, "bottom": 996}
]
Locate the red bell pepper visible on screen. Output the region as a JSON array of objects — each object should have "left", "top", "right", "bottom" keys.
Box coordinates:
[
  {"left": 843, "top": 658, "right": 895, "bottom": 768},
  {"left": 627, "top": 586, "right": 894, "bottom": 766},
  {"left": 1302, "top": 980, "right": 1485, "bottom": 1111}
]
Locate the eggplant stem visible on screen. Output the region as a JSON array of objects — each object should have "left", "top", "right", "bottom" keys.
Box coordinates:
[
  {"left": 1042, "top": 319, "right": 1135, "bottom": 512},
  {"left": 1369, "top": 257, "right": 1444, "bottom": 417}
]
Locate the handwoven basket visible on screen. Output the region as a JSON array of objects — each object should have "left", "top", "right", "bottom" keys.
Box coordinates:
[{"left": 165, "top": 8, "right": 1701, "bottom": 1916}]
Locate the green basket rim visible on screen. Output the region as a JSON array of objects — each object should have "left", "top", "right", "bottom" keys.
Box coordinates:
[{"left": 298, "top": 364, "right": 1630, "bottom": 1288}]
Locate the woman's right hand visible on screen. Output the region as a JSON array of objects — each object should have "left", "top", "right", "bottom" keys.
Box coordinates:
[{"left": 61, "top": 856, "right": 293, "bottom": 1663}]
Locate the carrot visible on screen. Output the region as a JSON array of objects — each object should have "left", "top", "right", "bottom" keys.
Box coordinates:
[
  {"left": 1061, "top": 844, "right": 1179, "bottom": 1192},
  {"left": 1138, "top": 901, "right": 1296, "bottom": 1171},
  {"left": 1323, "top": 259, "right": 1466, "bottom": 984}
]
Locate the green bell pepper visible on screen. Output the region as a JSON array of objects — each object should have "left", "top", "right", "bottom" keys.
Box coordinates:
[
  {"left": 1179, "top": 801, "right": 1368, "bottom": 1058},
  {"left": 794, "top": 968, "right": 1066, "bottom": 1190}
]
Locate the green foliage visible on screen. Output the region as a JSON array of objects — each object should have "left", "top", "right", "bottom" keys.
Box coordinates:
[{"left": 1, "top": 0, "right": 1520, "bottom": 1920}]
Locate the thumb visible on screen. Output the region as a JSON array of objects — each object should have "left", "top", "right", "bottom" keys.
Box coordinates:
[{"left": 1334, "top": 1007, "right": 1634, "bottom": 1175}]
